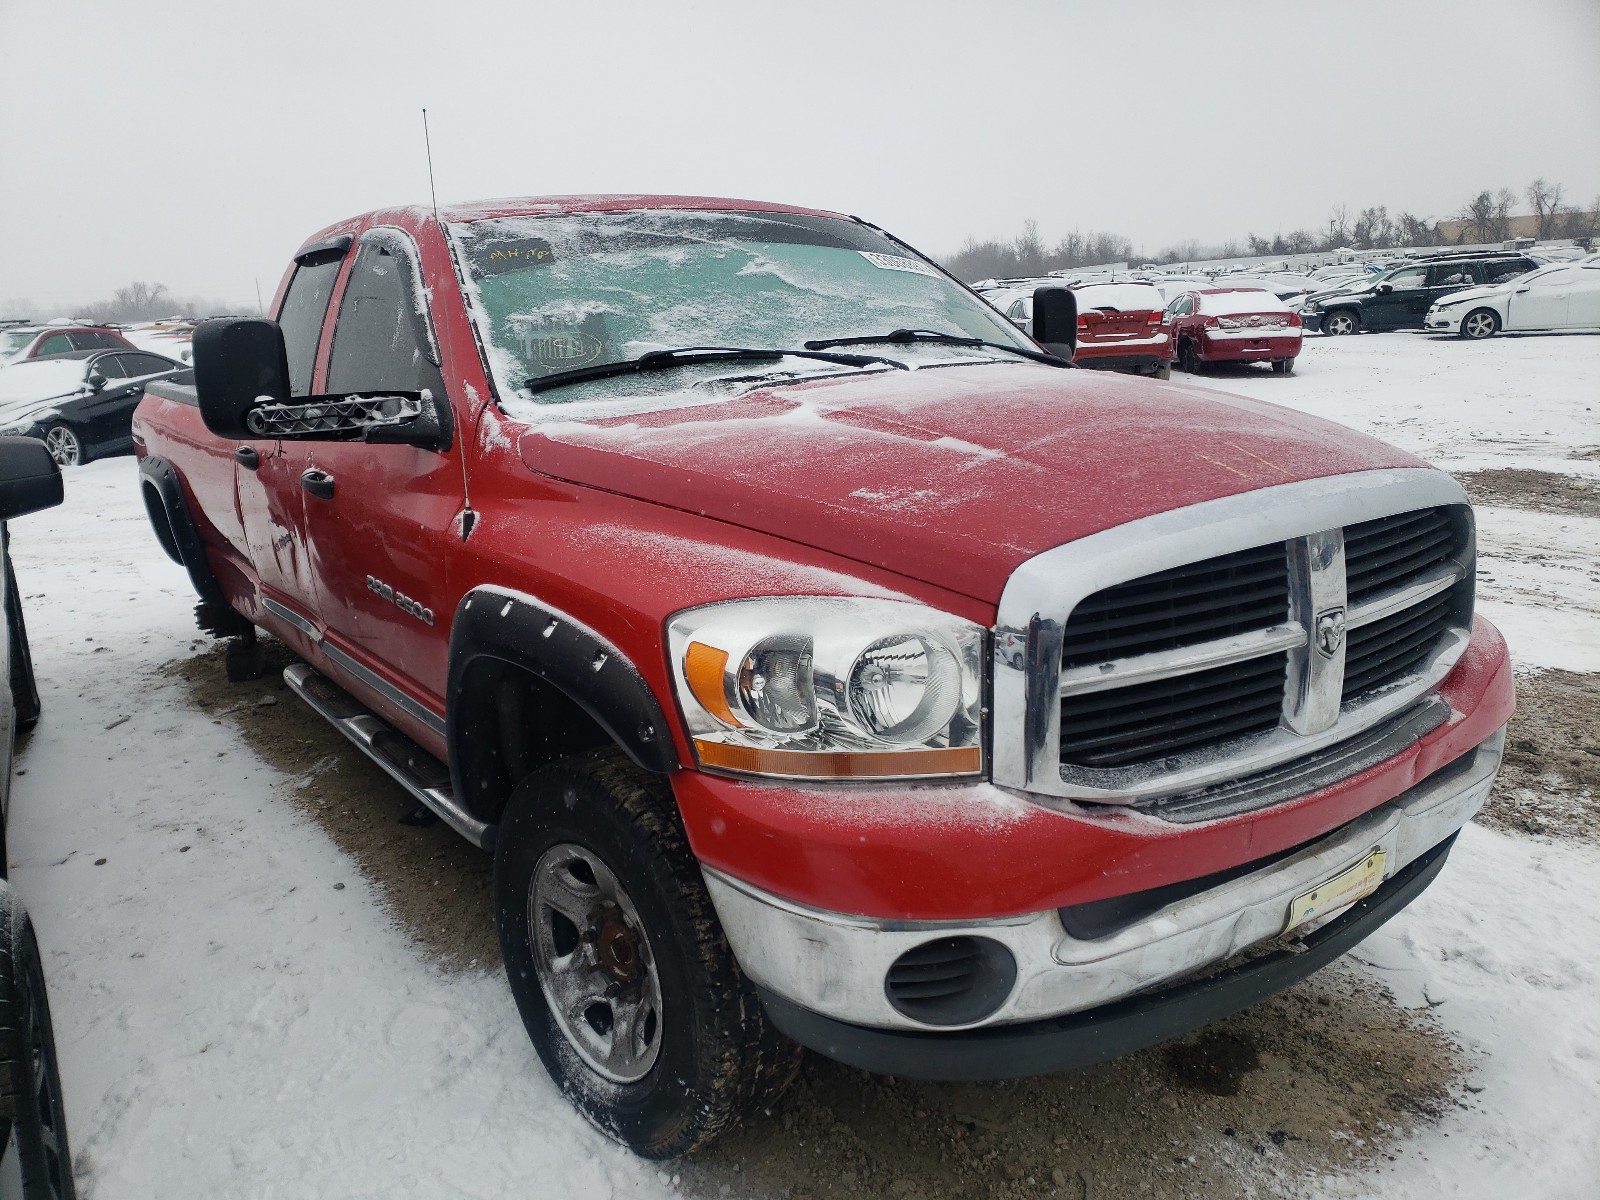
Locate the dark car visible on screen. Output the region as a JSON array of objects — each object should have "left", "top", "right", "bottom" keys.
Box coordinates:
[
  {"left": 0, "top": 350, "right": 187, "bottom": 466},
  {"left": 1303, "top": 253, "right": 1544, "bottom": 334},
  {"left": 0, "top": 437, "right": 76, "bottom": 1199},
  {"left": 0, "top": 326, "right": 135, "bottom": 365}
]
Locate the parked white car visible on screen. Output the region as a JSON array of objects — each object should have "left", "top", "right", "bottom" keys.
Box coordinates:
[{"left": 1425, "top": 255, "right": 1600, "bottom": 339}]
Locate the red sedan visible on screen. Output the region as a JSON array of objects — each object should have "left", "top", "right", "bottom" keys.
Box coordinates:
[{"left": 1164, "top": 287, "right": 1303, "bottom": 375}]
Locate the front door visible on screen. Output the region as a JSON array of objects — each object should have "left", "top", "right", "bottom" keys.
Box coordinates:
[
  {"left": 300, "top": 229, "right": 464, "bottom": 727},
  {"left": 1506, "top": 267, "right": 1575, "bottom": 330},
  {"left": 238, "top": 249, "right": 345, "bottom": 624},
  {"left": 1365, "top": 265, "right": 1427, "bottom": 329}
]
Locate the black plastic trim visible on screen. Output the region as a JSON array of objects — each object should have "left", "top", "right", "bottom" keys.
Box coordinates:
[
  {"left": 759, "top": 834, "right": 1456, "bottom": 1081},
  {"left": 138, "top": 456, "right": 251, "bottom": 639},
  {"left": 446, "top": 589, "right": 679, "bottom": 802},
  {"left": 293, "top": 234, "right": 353, "bottom": 266}
]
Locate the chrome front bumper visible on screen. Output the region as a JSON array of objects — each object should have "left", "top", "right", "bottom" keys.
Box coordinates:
[{"left": 705, "top": 729, "right": 1503, "bottom": 1033}]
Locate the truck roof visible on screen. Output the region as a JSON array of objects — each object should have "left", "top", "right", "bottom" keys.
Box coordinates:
[{"left": 294, "top": 194, "right": 850, "bottom": 257}]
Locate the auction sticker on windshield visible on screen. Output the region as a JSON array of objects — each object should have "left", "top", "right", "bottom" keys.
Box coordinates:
[{"left": 1286, "top": 849, "right": 1387, "bottom": 935}]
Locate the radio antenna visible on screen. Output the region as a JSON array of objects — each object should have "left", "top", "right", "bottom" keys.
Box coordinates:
[{"left": 422, "top": 108, "right": 441, "bottom": 219}]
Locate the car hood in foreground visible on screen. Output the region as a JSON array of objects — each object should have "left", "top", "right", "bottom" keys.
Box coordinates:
[{"left": 517, "top": 363, "right": 1427, "bottom": 604}]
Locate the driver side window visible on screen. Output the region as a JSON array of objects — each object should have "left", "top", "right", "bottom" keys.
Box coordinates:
[
  {"left": 326, "top": 238, "right": 444, "bottom": 397},
  {"left": 1388, "top": 267, "right": 1429, "bottom": 290}
]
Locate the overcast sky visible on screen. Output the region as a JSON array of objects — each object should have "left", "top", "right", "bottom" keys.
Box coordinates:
[{"left": 3, "top": 0, "right": 1597, "bottom": 310}]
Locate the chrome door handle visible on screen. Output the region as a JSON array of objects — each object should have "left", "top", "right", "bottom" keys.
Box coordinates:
[{"left": 300, "top": 468, "right": 335, "bottom": 500}]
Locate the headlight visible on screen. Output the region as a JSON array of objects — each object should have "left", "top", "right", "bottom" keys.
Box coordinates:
[{"left": 668, "top": 597, "right": 984, "bottom": 779}]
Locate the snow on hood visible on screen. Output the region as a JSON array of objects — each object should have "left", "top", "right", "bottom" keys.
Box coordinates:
[
  {"left": 516, "top": 362, "right": 1428, "bottom": 604},
  {"left": 1432, "top": 283, "right": 1504, "bottom": 306},
  {"left": 0, "top": 359, "right": 85, "bottom": 405}
]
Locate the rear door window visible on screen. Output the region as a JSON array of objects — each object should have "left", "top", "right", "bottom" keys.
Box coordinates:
[
  {"left": 70, "top": 331, "right": 124, "bottom": 350},
  {"left": 277, "top": 257, "right": 344, "bottom": 397},
  {"left": 326, "top": 237, "right": 444, "bottom": 396},
  {"left": 119, "top": 352, "right": 178, "bottom": 377},
  {"left": 1483, "top": 260, "right": 1534, "bottom": 285},
  {"left": 1424, "top": 264, "right": 1471, "bottom": 287}
]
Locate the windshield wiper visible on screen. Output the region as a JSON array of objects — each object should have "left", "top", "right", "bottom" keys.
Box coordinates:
[
  {"left": 803, "top": 328, "right": 1074, "bottom": 367},
  {"left": 523, "top": 345, "right": 908, "bottom": 395}
]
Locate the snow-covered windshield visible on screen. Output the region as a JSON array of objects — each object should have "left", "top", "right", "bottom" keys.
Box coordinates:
[
  {"left": 450, "top": 209, "right": 1032, "bottom": 418},
  {"left": 1, "top": 330, "right": 37, "bottom": 357},
  {"left": 0, "top": 358, "right": 85, "bottom": 404},
  {"left": 1070, "top": 283, "right": 1163, "bottom": 312}
]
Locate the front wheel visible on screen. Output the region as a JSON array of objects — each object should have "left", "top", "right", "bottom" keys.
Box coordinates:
[
  {"left": 0, "top": 888, "right": 77, "bottom": 1198},
  {"left": 1322, "top": 310, "right": 1360, "bottom": 336},
  {"left": 1460, "top": 308, "right": 1500, "bottom": 340},
  {"left": 40, "top": 426, "right": 81, "bottom": 469},
  {"left": 1271, "top": 358, "right": 1295, "bottom": 375},
  {"left": 494, "top": 750, "right": 799, "bottom": 1158}
]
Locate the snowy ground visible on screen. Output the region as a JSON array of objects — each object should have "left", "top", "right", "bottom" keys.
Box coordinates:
[{"left": 4, "top": 330, "right": 1598, "bottom": 1198}]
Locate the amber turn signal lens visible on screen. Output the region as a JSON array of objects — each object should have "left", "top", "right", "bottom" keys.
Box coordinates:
[
  {"left": 693, "top": 739, "right": 981, "bottom": 779},
  {"left": 684, "top": 641, "right": 737, "bottom": 726}
]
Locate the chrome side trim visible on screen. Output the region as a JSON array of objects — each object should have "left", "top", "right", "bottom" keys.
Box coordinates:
[
  {"left": 1058, "top": 622, "right": 1307, "bottom": 696},
  {"left": 706, "top": 728, "right": 1502, "bottom": 1032},
  {"left": 263, "top": 596, "right": 322, "bottom": 642},
  {"left": 320, "top": 641, "right": 448, "bottom": 738},
  {"left": 993, "top": 468, "right": 1473, "bottom": 801},
  {"left": 1348, "top": 560, "right": 1466, "bottom": 629},
  {"left": 284, "top": 663, "right": 490, "bottom": 847}
]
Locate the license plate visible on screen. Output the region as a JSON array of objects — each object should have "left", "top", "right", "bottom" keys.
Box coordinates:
[{"left": 1286, "top": 850, "right": 1387, "bottom": 934}]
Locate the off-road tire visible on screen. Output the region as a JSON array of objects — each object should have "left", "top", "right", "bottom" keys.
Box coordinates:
[
  {"left": 495, "top": 748, "right": 799, "bottom": 1157},
  {"left": 0, "top": 888, "right": 77, "bottom": 1198},
  {"left": 1460, "top": 308, "right": 1500, "bottom": 340},
  {"left": 5, "top": 554, "right": 40, "bottom": 734},
  {"left": 1271, "top": 358, "right": 1295, "bottom": 375},
  {"left": 39, "top": 427, "right": 81, "bottom": 470},
  {"left": 1322, "top": 309, "right": 1360, "bottom": 336}
]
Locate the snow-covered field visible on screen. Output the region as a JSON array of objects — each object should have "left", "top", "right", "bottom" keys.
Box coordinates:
[{"left": 5, "top": 331, "right": 1598, "bottom": 1198}]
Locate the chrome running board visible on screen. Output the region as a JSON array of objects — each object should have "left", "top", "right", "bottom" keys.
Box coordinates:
[{"left": 282, "top": 662, "right": 491, "bottom": 849}]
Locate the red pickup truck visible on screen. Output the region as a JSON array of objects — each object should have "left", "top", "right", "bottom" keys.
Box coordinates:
[{"left": 132, "top": 196, "right": 1513, "bottom": 1158}]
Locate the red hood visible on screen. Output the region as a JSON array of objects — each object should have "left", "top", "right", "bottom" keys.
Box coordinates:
[{"left": 516, "top": 363, "right": 1427, "bottom": 604}]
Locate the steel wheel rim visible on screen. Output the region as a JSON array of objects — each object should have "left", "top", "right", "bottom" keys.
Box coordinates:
[
  {"left": 529, "top": 842, "right": 664, "bottom": 1083},
  {"left": 1465, "top": 312, "right": 1494, "bottom": 338},
  {"left": 43, "top": 427, "right": 79, "bottom": 466}
]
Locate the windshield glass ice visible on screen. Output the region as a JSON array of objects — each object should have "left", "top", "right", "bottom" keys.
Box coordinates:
[{"left": 450, "top": 209, "right": 1033, "bottom": 418}]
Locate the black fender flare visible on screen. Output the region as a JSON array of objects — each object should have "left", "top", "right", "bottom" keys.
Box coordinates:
[
  {"left": 138, "top": 456, "right": 224, "bottom": 604},
  {"left": 446, "top": 587, "right": 679, "bottom": 812}
]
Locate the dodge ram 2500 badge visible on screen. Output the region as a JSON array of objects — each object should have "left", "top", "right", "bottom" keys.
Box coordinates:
[{"left": 131, "top": 196, "right": 1514, "bottom": 1157}]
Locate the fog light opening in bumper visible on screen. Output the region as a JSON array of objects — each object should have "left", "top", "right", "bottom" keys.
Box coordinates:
[{"left": 884, "top": 936, "right": 1017, "bottom": 1026}]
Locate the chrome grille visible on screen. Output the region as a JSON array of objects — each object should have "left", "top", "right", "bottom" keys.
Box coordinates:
[
  {"left": 1060, "top": 544, "right": 1289, "bottom": 667},
  {"left": 992, "top": 471, "right": 1476, "bottom": 807}
]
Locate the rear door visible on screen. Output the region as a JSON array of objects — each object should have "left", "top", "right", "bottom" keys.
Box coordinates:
[
  {"left": 1569, "top": 263, "right": 1600, "bottom": 326},
  {"left": 300, "top": 228, "right": 464, "bottom": 722}
]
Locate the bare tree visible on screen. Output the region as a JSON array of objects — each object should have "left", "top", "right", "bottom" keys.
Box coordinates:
[
  {"left": 1526, "top": 178, "right": 1565, "bottom": 239},
  {"left": 1350, "top": 206, "right": 1394, "bottom": 251},
  {"left": 1013, "top": 219, "right": 1047, "bottom": 277},
  {"left": 1393, "top": 212, "right": 1436, "bottom": 248},
  {"left": 1325, "top": 205, "right": 1352, "bottom": 247}
]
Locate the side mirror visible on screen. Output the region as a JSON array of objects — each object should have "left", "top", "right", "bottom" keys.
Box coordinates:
[
  {"left": 1031, "top": 287, "right": 1078, "bottom": 358},
  {"left": 0, "top": 437, "right": 63, "bottom": 521},
  {"left": 193, "top": 317, "right": 291, "bottom": 439},
  {"left": 192, "top": 316, "right": 450, "bottom": 450},
  {"left": 1376, "top": 283, "right": 1393, "bottom": 294},
  {"left": 86, "top": 372, "right": 108, "bottom": 392}
]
